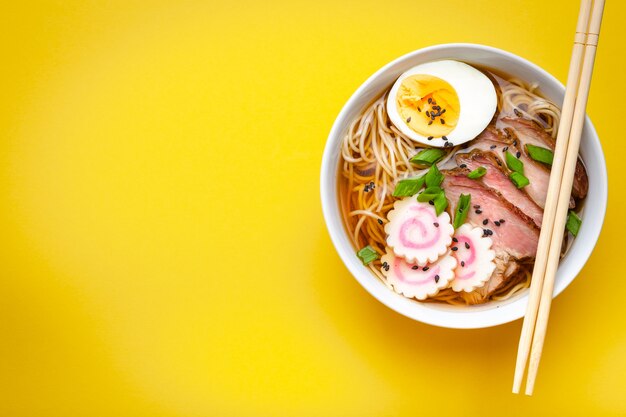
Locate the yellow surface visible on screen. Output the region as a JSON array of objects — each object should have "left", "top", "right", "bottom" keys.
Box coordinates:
[{"left": 1, "top": 1, "right": 624, "bottom": 416}]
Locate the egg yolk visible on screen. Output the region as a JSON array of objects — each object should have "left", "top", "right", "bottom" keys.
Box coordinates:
[{"left": 395, "top": 74, "right": 460, "bottom": 138}]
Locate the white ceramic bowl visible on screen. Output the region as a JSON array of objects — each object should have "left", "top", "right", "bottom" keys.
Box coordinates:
[{"left": 320, "top": 43, "right": 607, "bottom": 329}]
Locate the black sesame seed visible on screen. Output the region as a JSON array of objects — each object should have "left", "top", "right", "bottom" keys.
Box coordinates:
[
  {"left": 441, "top": 109, "right": 446, "bottom": 114},
  {"left": 459, "top": 164, "right": 467, "bottom": 168},
  {"left": 473, "top": 205, "right": 480, "bottom": 209},
  {"left": 516, "top": 151, "right": 521, "bottom": 158},
  {"left": 502, "top": 146, "right": 509, "bottom": 152},
  {"left": 461, "top": 261, "right": 465, "bottom": 267},
  {"left": 406, "top": 117, "right": 412, "bottom": 123},
  {"left": 514, "top": 108, "right": 522, "bottom": 117},
  {"left": 440, "top": 119, "right": 445, "bottom": 124},
  {"left": 433, "top": 222, "right": 439, "bottom": 227},
  {"left": 494, "top": 221, "right": 501, "bottom": 226},
  {"left": 418, "top": 107, "right": 422, "bottom": 112},
  {"left": 428, "top": 200, "right": 434, "bottom": 205},
  {"left": 428, "top": 98, "right": 433, "bottom": 104},
  {"left": 513, "top": 140, "right": 518, "bottom": 146},
  {"left": 426, "top": 110, "right": 430, "bottom": 117},
  {"left": 442, "top": 136, "right": 448, "bottom": 141},
  {"left": 377, "top": 219, "right": 383, "bottom": 225},
  {"left": 434, "top": 275, "right": 440, "bottom": 283},
  {"left": 428, "top": 120, "right": 433, "bottom": 125},
  {"left": 465, "top": 242, "right": 470, "bottom": 249},
  {"left": 427, "top": 136, "right": 434, "bottom": 140},
  {"left": 475, "top": 209, "right": 482, "bottom": 214},
  {"left": 382, "top": 262, "right": 388, "bottom": 267},
  {"left": 499, "top": 219, "right": 505, "bottom": 223},
  {"left": 423, "top": 266, "right": 429, "bottom": 271},
  {"left": 412, "top": 265, "right": 419, "bottom": 270},
  {"left": 452, "top": 237, "right": 458, "bottom": 243},
  {"left": 482, "top": 219, "right": 488, "bottom": 225},
  {"left": 490, "top": 144, "right": 497, "bottom": 149},
  {"left": 451, "top": 247, "right": 458, "bottom": 251}
]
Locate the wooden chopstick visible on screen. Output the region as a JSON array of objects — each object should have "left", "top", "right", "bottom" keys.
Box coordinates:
[
  {"left": 524, "top": 0, "right": 605, "bottom": 395},
  {"left": 512, "top": 0, "right": 593, "bottom": 395}
]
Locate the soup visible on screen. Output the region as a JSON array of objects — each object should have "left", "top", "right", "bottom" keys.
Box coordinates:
[{"left": 338, "top": 60, "right": 588, "bottom": 305}]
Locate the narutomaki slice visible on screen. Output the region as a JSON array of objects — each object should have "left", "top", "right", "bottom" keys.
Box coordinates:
[
  {"left": 381, "top": 248, "right": 457, "bottom": 300},
  {"left": 449, "top": 224, "right": 496, "bottom": 293},
  {"left": 385, "top": 197, "right": 454, "bottom": 266}
]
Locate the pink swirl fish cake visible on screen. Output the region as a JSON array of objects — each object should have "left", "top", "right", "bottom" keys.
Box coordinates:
[
  {"left": 385, "top": 198, "right": 454, "bottom": 265},
  {"left": 449, "top": 224, "right": 496, "bottom": 293},
  {"left": 381, "top": 248, "right": 456, "bottom": 300}
]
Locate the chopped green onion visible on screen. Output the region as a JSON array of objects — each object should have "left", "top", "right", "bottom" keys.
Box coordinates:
[
  {"left": 423, "top": 186, "right": 443, "bottom": 195},
  {"left": 392, "top": 176, "right": 425, "bottom": 197},
  {"left": 566, "top": 210, "right": 582, "bottom": 237},
  {"left": 505, "top": 151, "right": 524, "bottom": 174},
  {"left": 416, "top": 190, "right": 440, "bottom": 203},
  {"left": 425, "top": 164, "right": 444, "bottom": 188},
  {"left": 526, "top": 144, "right": 554, "bottom": 166},
  {"left": 509, "top": 171, "right": 530, "bottom": 188},
  {"left": 467, "top": 166, "right": 487, "bottom": 179},
  {"left": 416, "top": 185, "right": 444, "bottom": 203},
  {"left": 410, "top": 148, "right": 446, "bottom": 166},
  {"left": 453, "top": 193, "right": 471, "bottom": 229},
  {"left": 357, "top": 245, "right": 379, "bottom": 265},
  {"left": 415, "top": 165, "right": 446, "bottom": 215},
  {"left": 433, "top": 192, "right": 448, "bottom": 216}
]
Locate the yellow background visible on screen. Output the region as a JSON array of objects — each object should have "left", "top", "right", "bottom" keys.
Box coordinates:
[{"left": 1, "top": 1, "right": 624, "bottom": 416}]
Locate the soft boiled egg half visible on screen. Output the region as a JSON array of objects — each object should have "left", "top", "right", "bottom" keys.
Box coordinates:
[{"left": 386, "top": 60, "right": 497, "bottom": 148}]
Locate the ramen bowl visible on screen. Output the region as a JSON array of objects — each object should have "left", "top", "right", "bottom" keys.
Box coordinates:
[{"left": 320, "top": 43, "right": 607, "bottom": 329}]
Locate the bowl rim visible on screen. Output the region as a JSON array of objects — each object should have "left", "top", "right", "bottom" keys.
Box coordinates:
[{"left": 320, "top": 43, "right": 608, "bottom": 329}]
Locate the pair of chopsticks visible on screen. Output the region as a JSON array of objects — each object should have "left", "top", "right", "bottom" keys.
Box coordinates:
[{"left": 512, "top": 0, "right": 605, "bottom": 396}]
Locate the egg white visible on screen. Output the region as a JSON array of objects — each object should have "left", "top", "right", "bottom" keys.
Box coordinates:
[{"left": 386, "top": 60, "right": 497, "bottom": 148}]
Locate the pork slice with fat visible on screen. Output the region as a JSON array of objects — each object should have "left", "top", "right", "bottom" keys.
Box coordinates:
[
  {"left": 455, "top": 150, "right": 544, "bottom": 228},
  {"left": 498, "top": 117, "right": 589, "bottom": 202}
]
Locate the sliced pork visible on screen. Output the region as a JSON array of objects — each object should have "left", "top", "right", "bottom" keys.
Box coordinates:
[
  {"left": 464, "top": 125, "right": 550, "bottom": 209},
  {"left": 456, "top": 150, "right": 544, "bottom": 228},
  {"left": 442, "top": 169, "right": 539, "bottom": 303},
  {"left": 498, "top": 117, "right": 589, "bottom": 202},
  {"left": 467, "top": 125, "right": 512, "bottom": 156},
  {"left": 460, "top": 253, "right": 521, "bottom": 304},
  {"left": 443, "top": 170, "right": 539, "bottom": 258}
]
